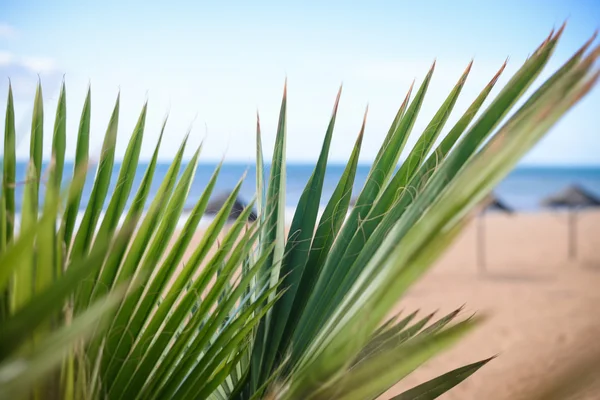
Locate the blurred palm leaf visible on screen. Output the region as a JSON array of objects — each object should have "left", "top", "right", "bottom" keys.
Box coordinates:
[{"left": 0, "top": 25, "right": 598, "bottom": 400}]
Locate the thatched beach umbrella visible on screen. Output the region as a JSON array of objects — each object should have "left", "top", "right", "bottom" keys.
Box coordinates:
[
  {"left": 204, "top": 192, "right": 257, "bottom": 221},
  {"left": 541, "top": 184, "right": 600, "bottom": 260},
  {"left": 476, "top": 193, "right": 513, "bottom": 273}
]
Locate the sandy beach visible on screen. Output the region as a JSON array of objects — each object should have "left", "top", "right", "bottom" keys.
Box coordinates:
[
  {"left": 383, "top": 210, "right": 600, "bottom": 399},
  {"left": 180, "top": 210, "right": 600, "bottom": 399}
]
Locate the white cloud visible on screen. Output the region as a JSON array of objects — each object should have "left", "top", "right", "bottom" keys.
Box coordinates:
[
  {"left": 0, "top": 49, "right": 61, "bottom": 101},
  {"left": 0, "top": 23, "right": 16, "bottom": 39},
  {"left": 20, "top": 56, "right": 57, "bottom": 74},
  {"left": 0, "top": 51, "right": 57, "bottom": 74},
  {"left": 0, "top": 50, "right": 14, "bottom": 65},
  {"left": 0, "top": 23, "right": 57, "bottom": 74}
]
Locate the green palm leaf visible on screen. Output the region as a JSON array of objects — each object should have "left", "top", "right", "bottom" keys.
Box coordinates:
[
  {"left": 2, "top": 83, "right": 15, "bottom": 244},
  {"left": 391, "top": 357, "right": 493, "bottom": 400},
  {"left": 61, "top": 86, "right": 91, "bottom": 248},
  {"left": 69, "top": 93, "right": 120, "bottom": 262}
]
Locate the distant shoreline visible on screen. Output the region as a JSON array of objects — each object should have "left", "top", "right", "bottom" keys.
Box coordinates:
[
  {"left": 7, "top": 159, "right": 600, "bottom": 170},
  {"left": 4, "top": 162, "right": 600, "bottom": 212}
]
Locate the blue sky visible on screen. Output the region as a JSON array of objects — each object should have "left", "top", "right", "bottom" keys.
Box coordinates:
[{"left": 0, "top": 0, "right": 599, "bottom": 165}]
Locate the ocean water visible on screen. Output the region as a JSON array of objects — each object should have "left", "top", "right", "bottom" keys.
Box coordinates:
[{"left": 8, "top": 162, "right": 600, "bottom": 215}]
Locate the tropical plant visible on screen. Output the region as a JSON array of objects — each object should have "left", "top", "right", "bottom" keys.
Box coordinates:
[{"left": 0, "top": 25, "right": 598, "bottom": 400}]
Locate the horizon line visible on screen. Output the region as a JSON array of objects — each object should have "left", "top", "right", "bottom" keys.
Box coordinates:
[{"left": 7, "top": 158, "right": 600, "bottom": 169}]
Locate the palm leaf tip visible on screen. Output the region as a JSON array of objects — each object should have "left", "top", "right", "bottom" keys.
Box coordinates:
[
  {"left": 461, "top": 60, "right": 474, "bottom": 82},
  {"left": 332, "top": 84, "right": 343, "bottom": 115},
  {"left": 391, "top": 356, "right": 495, "bottom": 400}
]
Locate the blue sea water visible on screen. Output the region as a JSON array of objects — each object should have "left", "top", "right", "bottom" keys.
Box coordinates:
[{"left": 8, "top": 162, "right": 600, "bottom": 213}]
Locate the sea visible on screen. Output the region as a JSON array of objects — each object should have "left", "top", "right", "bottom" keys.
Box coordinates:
[{"left": 7, "top": 162, "right": 600, "bottom": 224}]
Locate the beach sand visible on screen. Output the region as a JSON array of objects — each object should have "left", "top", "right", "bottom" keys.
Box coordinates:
[
  {"left": 383, "top": 210, "right": 600, "bottom": 399},
  {"left": 181, "top": 210, "right": 600, "bottom": 399}
]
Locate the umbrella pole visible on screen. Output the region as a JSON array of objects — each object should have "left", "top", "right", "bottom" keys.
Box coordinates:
[
  {"left": 477, "top": 214, "right": 486, "bottom": 273},
  {"left": 568, "top": 210, "right": 577, "bottom": 260}
]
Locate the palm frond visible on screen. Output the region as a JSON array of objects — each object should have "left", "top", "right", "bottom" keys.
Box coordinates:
[{"left": 0, "top": 25, "right": 597, "bottom": 400}]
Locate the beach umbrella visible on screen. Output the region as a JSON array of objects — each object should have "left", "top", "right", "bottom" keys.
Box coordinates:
[
  {"left": 541, "top": 184, "right": 600, "bottom": 260},
  {"left": 204, "top": 192, "right": 257, "bottom": 221},
  {"left": 476, "top": 193, "right": 513, "bottom": 273}
]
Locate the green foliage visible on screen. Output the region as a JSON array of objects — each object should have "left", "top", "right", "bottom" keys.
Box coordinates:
[{"left": 0, "top": 26, "right": 598, "bottom": 400}]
